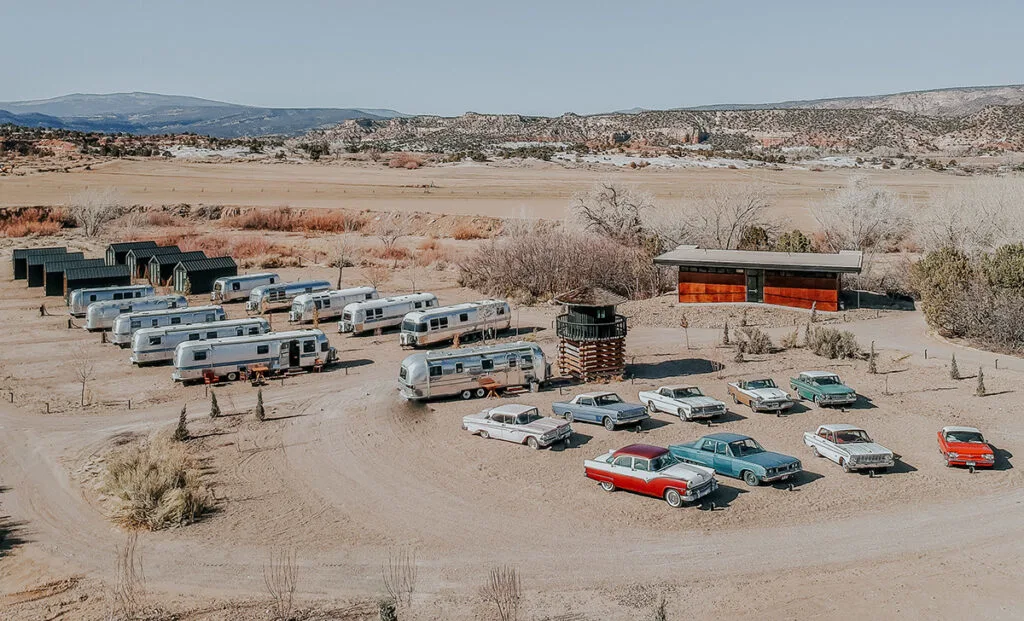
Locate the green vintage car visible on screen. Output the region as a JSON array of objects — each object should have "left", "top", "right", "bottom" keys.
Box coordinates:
[{"left": 789, "top": 371, "right": 857, "bottom": 407}]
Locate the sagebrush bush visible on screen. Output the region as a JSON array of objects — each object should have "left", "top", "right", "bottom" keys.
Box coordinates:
[
  {"left": 101, "top": 434, "right": 213, "bottom": 530},
  {"left": 221, "top": 208, "right": 363, "bottom": 233},
  {"left": 780, "top": 328, "right": 799, "bottom": 349},
  {"left": 0, "top": 208, "right": 64, "bottom": 238},
  {"left": 388, "top": 152, "right": 423, "bottom": 169},
  {"left": 452, "top": 223, "right": 488, "bottom": 240},
  {"left": 736, "top": 327, "right": 773, "bottom": 355},
  {"left": 807, "top": 326, "right": 861, "bottom": 359}
]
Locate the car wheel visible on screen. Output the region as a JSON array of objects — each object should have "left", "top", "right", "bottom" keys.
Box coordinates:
[
  {"left": 664, "top": 489, "right": 683, "bottom": 508},
  {"left": 811, "top": 446, "right": 822, "bottom": 458},
  {"left": 474, "top": 388, "right": 486, "bottom": 398},
  {"left": 678, "top": 408, "right": 689, "bottom": 421},
  {"left": 526, "top": 436, "right": 540, "bottom": 450},
  {"left": 599, "top": 481, "right": 615, "bottom": 492},
  {"left": 840, "top": 458, "right": 851, "bottom": 473},
  {"left": 813, "top": 395, "right": 822, "bottom": 408},
  {"left": 479, "top": 430, "right": 489, "bottom": 440},
  {"left": 742, "top": 470, "right": 760, "bottom": 487},
  {"left": 460, "top": 390, "right": 473, "bottom": 400},
  {"left": 603, "top": 417, "right": 615, "bottom": 431},
  {"left": 226, "top": 372, "right": 238, "bottom": 382},
  {"left": 732, "top": 394, "right": 740, "bottom": 404},
  {"left": 646, "top": 401, "right": 656, "bottom": 414},
  {"left": 564, "top": 411, "right": 574, "bottom": 423}
]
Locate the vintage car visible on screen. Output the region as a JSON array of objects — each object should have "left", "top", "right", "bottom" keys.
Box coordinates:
[
  {"left": 938, "top": 426, "right": 996, "bottom": 470},
  {"left": 462, "top": 404, "right": 572, "bottom": 449},
  {"left": 637, "top": 385, "right": 727, "bottom": 421},
  {"left": 669, "top": 433, "right": 802, "bottom": 486},
  {"left": 551, "top": 392, "right": 649, "bottom": 431},
  {"left": 727, "top": 378, "right": 794, "bottom": 413},
  {"left": 803, "top": 424, "right": 895, "bottom": 472},
  {"left": 789, "top": 371, "right": 857, "bottom": 407},
  {"left": 584, "top": 444, "right": 718, "bottom": 507}
]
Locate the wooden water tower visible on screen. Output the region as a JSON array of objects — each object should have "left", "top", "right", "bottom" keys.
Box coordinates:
[{"left": 554, "top": 286, "right": 628, "bottom": 382}]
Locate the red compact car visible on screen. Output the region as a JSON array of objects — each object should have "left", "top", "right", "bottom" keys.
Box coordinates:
[{"left": 938, "top": 426, "right": 996, "bottom": 469}]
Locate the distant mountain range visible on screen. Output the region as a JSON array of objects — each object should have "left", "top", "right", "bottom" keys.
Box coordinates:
[{"left": 0, "top": 92, "right": 407, "bottom": 138}]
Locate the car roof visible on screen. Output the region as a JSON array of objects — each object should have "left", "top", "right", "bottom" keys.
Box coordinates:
[
  {"left": 612, "top": 444, "right": 668, "bottom": 459},
  {"left": 801, "top": 371, "right": 839, "bottom": 377},
  {"left": 488, "top": 404, "right": 539, "bottom": 416},
  {"left": 662, "top": 384, "right": 698, "bottom": 391},
  {"left": 740, "top": 378, "right": 773, "bottom": 383},
  {"left": 703, "top": 432, "right": 750, "bottom": 442},
  {"left": 577, "top": 391, "right": 616, "bottom": 398},
  {"left": 819, "top": 424, "right": 864, "bottom": 432},
  {"left": 942, "top": 426, "right": 982, "bottom": 434}
]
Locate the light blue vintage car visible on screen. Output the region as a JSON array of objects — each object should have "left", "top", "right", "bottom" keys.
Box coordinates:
[
  {"left": 551, "top": 391, "right": 649, "bottom": 431},
  {"left": 669, "top": 433, "right": 802, "bottom": 486}
]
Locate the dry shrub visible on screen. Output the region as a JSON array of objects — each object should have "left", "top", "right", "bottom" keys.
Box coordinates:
[
  {"left": 368, "top": 246, "right": 411, "bottom": 262},
  {"left": 807, "top": 326, "right": 861, "bottom": 359},
  {"left": 147, "top": 211, "right": 177, "bottom": 226},
  {"left": 250, "top": 254, "right": 303, "bottom": 269},
  {"left": 780, "top": 328, "right": 800, "bottom": 349},
  {"left": 100, "top": 433, "right": 213, "bottom": 530},
  {"left": 452, "top": 222, "right": 488, "bottom": 240},
  {"left": 0, "top": 208, "right": 64, "bottom": 237},
  {"left": 418, "top": 236, "right": 440, "bottom": 251},
  {"left": 417, "top": 245, "right": 453, "bottom": 267},
  {"left": 388, "top": 152, "right": 423, "bottom": 169},
  {"left": 458, "top": 222, "right": 667, "bottom": 300},
  {"left": 222, "top": 207, "right": 364, "bottom": 234},
  {"left": 736, "top": 327, "right": 773, "bottom": 355},
  {"left": 67, "top": 187, "right": 124, "bottom": 237},
  {"left": 481, "top": 565, "right": 522, "bottom": 621},
  {"left": 222, "top": 207, "right": 297, "bottom": 231},
  {"left": 299, "top": 210, "right": 365, "bottom": 233},
  {"left": 230, "top": 235, "right": 273, "bottom": 258}
]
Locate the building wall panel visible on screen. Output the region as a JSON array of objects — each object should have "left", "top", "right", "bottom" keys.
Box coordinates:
[
  {"left": 764, "top": 273, "right": 839, "bottom": 311},
  {"left": 678, "top": 271, "right": 746, "bottom": 304}
]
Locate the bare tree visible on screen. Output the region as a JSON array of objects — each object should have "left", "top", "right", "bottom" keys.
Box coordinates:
[
  {"left": 918, "top": 177, "right": 1024, "bottom": 252},
  {"left": 812, "top": 177, "right": 911, "bottom": 252},
  {"left": 73, "top": 345, "right": 96, "bottom": 406},
  {"left": 331, "top": 218, "right": 361, "bottom": 289},
  {"left": 382, "top": 547, "right": 418, "bottom": 610},
  {"left": 113, "top": 532, "right": 146, "bottom": 620},
  {"left": 364, "top": 265, "right": 393, "bottom": 290},
  {"left": 376, "top": 212, "right": 413, "bottom": 266},
  {"left": 67, "top": 187, "right": 125, "bottom": 237},
  {"left": 264, "top": 548, "right": 298, "bottom": 621},
  {"left": 568, "top": 181, "right": 655, "bottom": 246},
  {"left": 652, "top": 184, "right": 778, "bottom": 250},
  {"left": 480, "top": 565, "right": 522, "bottom": 621}
]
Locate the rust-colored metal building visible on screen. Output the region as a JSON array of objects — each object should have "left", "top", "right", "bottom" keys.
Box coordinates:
[{"left": 653, "top": 245, "right": 863, "bottom": 312}]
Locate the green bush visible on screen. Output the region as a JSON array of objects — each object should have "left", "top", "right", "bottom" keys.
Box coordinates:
[
  {"left": 736, "top": 327, "right": 773, "bottom": 354},
  {"left": 807, "top": 326, "right": 860, "bottom": 359}
]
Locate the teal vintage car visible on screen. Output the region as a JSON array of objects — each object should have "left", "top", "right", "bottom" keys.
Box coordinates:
[
  {"left": 789, "top": 371, "right": 857, "bottom": 407},
  {"left": 669, "top": 433, "right": 802, "bottom": 487}
]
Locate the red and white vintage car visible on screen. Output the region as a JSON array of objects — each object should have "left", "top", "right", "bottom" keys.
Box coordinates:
[
  {"left": 584, "top": 444, "right": 718, "bottom": 508},
  {"left": 938, "top": 426, "right": 996, "bottom": 470}
]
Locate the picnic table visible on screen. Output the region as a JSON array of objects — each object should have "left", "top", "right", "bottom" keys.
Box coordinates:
[{"left": 246, "top": 364, "right": 270, "bottom": 386}]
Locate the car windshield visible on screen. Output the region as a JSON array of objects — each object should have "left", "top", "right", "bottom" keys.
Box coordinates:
[
  {"left": 650, "top": 453, "right": 678, "bottom": 471},
  {"left": 835, "top": 429, "right": 871, "bottom": 443},
  {"left": 515, "top": 410, "right": 542, "bottom": 424},
  {"left": 745, "top": 379, "right": 776, "bottom": 390},
  {"left": 672, "top": 387, "right": 702, "bottom": 398},
  {"left": 946, "top": 430, "right": 985, "bottom": 443},
  {"left": 811, "top": 375, "right": 841, "bottom": 385},
  {"left": 594, "top": 394, "right": 622, "bottom": 406},
  {"left": 729, "top": 438, "right": 764, "bottom": 456}
]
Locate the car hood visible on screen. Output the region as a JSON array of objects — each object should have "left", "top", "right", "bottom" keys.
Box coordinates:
[
  {"left": 945, "top": 441, "right": 993, "bottom": 455},
  {"left": 677, "top": 396, "right": 725, "bottom": 408},
  {"left": 659, "top": 463, "right": 716, "bottom": 486},
  {"left": 741, "top": 451, "right": 800, "bottom": 469},
  {"left": 841, "top": 442, "right": 892, "bottom": 456},
  {"left": 813, "top": 384, "right": 856, "bottom": 395},
  {"left": 747, "top": 388, "right": 790, "bottom": 401},
  {"left": 521, "top": 418, "right": 571, "bottom": 434},
  {"left": 600, "top": 403, "right": 646, "bottom": 414}
]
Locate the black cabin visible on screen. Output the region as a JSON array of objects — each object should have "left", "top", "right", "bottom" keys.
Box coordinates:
[
  {"left": 43, "top": 258, "right": 105, "bottom": 296},
  {"left": 173, "top": 257, "right": 237, "bottom": 294},
  {"left": 28, "top": 251, "right": 83, "bottom": 287},
  {"left": 64, "top": 265, "right": 132, "bottom": 299},
  {"left": 13, "top": 247, "right": 66, "bottom": 280}
]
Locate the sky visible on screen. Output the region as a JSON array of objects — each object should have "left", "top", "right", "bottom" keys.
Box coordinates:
[{"left": 3, "top": 0, "right": 1023, "bottom": 116}]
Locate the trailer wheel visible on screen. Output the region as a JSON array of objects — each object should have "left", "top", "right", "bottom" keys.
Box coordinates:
[
  {"left": 474, "top": 387, "right": 486, "bottom": 399},
  {"left": 460, "top": 390, "right": 473, "bottom": 400},
  {"left": 226, "top": 372, "right": 238, "bottom": 382}
]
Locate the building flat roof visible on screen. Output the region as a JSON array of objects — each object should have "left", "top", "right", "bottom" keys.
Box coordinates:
[{"left": 653, "top": 245, "right": 863, "bottom": 273}]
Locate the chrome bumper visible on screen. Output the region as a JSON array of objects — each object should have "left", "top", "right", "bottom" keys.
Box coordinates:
[{"left": 683, "top": 479, "right": 718, "bottom": 502}]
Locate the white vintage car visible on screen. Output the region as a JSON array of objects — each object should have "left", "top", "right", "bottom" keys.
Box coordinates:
[
  {"left": 727, "top": 378, "right": 795, "bottom": 413},
  {"left": 803, "top": 424, "right": 896, "bottom": 472},
  {"left": 637, "top": 385, "right": 727, "bottom": 421},
  {"left": 462, "top": 404, "right": 572, "bottom": 449}
]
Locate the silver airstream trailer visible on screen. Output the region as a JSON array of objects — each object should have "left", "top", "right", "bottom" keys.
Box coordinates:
[
  {"left": 245, "top": 280, "right": 331, "bottom": 313},
  {"left": 110, "top": 305, "right": 227, "bottom": 347},
  {"left": 399, "top": 341, "right": 549, "bottom": 401},
  {"left": 211, "top": 272, "right": 280, "bottom": 303},
  {"left": 288, "top": 286, "right": 378, "bottom": 323},
  {"left": 131, "top": 318, "right": 271, "bottom": 365},
  {"left": 68, "top": 284, "right": 154, "bottom": 317},
  {"left": 84, "top": 294, "right": 187, "bottom": 331},
  {"left": 339, "top": 292, "right": 438, "bottom": 334},
  {"left": 172, "top": 329, "right": 335, "bottom": 383},
  {"left": 399, "top": 299, "right": 511, "bottom": 347}
]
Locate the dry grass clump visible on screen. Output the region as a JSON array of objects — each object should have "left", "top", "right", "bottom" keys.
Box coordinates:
[
  {"left": 735, "top": 327, "right": 773, "bottom": 355},
  {"left": 147, "top": 211, "right": 178, "bottom": 226},
  {"left": 100, "top": 433, "right": 213, "bottom": 530},
  {"left": 388, "top": 152, "right": 424, "bottom": 169},
  {"left": 0, "top": 207, "right": 65, "bottom": 237},
  {"left": 221, "top": 208, "right": 365, "bottom": 233},
  {"left": 368, "top": 246, "right": 412, "bottom": 262},
  {"left": 230, "top": 235, "right": 274, "bottom": 258},
  {"left": 807, "top": 326, "right": 861, "bottom": 359},
  {"left": 452, "top": 222, "right": 489, "bottom": 240}
]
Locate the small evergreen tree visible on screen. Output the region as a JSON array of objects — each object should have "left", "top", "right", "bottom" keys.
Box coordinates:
[
  {"left": 733, "top": 346, "right": 745, "bottom": 363},
  {"left": 868, "top": 341, "right": 878, "bottom": 374},
  {"left": 810, "top": 301, "right": 818, "bottom": 323},
  {"left": 255, "top": 389, "right": 266, "bottom": 421},
  {"left": 803, "top": 322, "right": 812, "bottom": 347},
  {"left": 722, "top": 321, "right": 730, "bottom": 345},
  {"left": 950, "top": 354, "right": 960, "bottom": 380},
  {"left": 740, "top": 308, "right": 748, "bottom": 327},
  {"left": 976, "top": 367, "right": 985, "bottom": 397},
  {"left": 210, "top": 391, "right": 221, "bottom": 418},
  {"left": 174, "top": 405, "right": 189, "bottom": 441}
]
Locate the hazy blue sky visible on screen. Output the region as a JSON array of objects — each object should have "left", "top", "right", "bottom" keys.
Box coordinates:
[{"left": 3, "top": 0, "right": 1022, "bottom": 115}]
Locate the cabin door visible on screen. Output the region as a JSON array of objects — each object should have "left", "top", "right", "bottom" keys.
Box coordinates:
[
  {"left": 745, "top": 270, "right": 764, "bottom": 303},
  {"left": 288, "top": 340, "right": 301, "bottom": 367}
]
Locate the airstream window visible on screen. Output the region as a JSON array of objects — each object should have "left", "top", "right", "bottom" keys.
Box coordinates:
[
  {"left": 113, "top": 293, "right": 123, "bottom": 300},
  {"left": 269, "top": 277, "right": 276, "bottom": 284},
  {"left": 237, "top": 328, "right": 245, "bottom": 336},
  {"left": 521, "top": 355, "right": 533, "bottom": 369},
  {"left": 90, "top": 295, "right": 98, "bottom": 302},
  {"left": 414, "top": 302, "right": 422, "bottom": 309},
  {"left": 170, "top": 317, "right": 181, "bottom": 325},
  {"left": 248, "top": 327, "right": 260, "bottom": 335},
  {"left": 455, "top": 363, "right": 464, "bottom": 373},
  {"left": 130, "top": 320, "right": 141, "bottom": 329},
  {"left": 459, "top": 313, "right": 469, "bottom": 322},
  {"left": 193, "top": 351, "right": 207, "bottom": 361},
  {"left": 303, "top": 340, "right": 316, "bottom": 354},
  {"left": 428, "top": 365, "right": 442, "bottom": 378},
  {"left": 365, "top": 293, "right": 374, "bottom": 299},
  {"left": 232, "top": 282, "right": 240, "bottom": 291},
  {"left": 508, "top": 355, "right": 517, "bottom": 368},
  {"left": 482, "top": 359, "right": 494, "bottom": 371},
  {"left": 257, "top": 345, "right": 270, "bottom": 354},
  {"left": 135, "top": 291, "right": 143, "bottom": 298},
  {"left": 321, "top": 342, "right": 329, "bottom": 352},
  {"left": 188, "top": 333, "right": 201, "bottom": 341},
  {"left": 205, "top": 314, "right": 215, "bottom": 322},
  {"left": 207, "top": 332, "right": 218, "bottom": 339},
  {"left": 149, "top": 336, "right": 161, "bottom": 346},
  {"left": 497, "top": 306, "right": 505, "bottom": 315}
]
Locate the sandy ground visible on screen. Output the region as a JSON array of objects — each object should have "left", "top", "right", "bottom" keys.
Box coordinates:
[
  {"left": 0, "top": 158, "right": 974, "bottom": 230},
  {"left": 1, "top": 241, "right": 1023, "bottom": 620}
]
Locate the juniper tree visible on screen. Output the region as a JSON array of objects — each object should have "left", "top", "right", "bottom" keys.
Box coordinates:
[
  {"left": 256, "top": 389, "right": 266, "bottom": 421},
  {"left": 722, "top": 321, "right": 730, "bottom": 345},
  {"left": 173, "top": 405, "right": 189, "bottom": 441},
  {"left": 976, "top": 367, "right": 985, "bottom": 397},
  {"left": 950, "top": 353, "right": 960, "bottom": 380},
  {"left": 740, "top": 308, "right": 748, "bottom": 327},
  {"left": 210, "top": 391, "right": 221, "bottom": 418},
  {"left": 868, "top": 341, "right": 878, "bottom": 374}
]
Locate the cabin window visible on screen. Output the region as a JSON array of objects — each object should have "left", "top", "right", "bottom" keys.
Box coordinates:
[
  {"left": 170, "top": 317, "right": 181, "bottom": 325},
  {"left": 130, "top": 320, "right": 141, "bottom": 329},
  {"left": 578, "top": 398, "right": 593, "bottom": 406},
  {"left": 428, "top": 365, "right": 442, "bottom": 378},
  {"left": 188, "top": 333, "right": 201, "bottom": 341},
  {"left": 232, "top": 282, "right": 241, "bottom": 291},
  {"left": 481, "top": 359, "right": 494, "bottom": 371},
  {"left": 193, "top": 351, "right": 207, "bottom": 361},
  {"left": 303, "top": 340, "right": 316, "bottom": 354},
  {"left": 149, "top": 336, "right": 161, "bottom": 346},
  {"left": 135, "top": 291, "right": 143, "bottom": 298},
  {"left": 596, "top": 309, "right": 607, "bottom": 319},
  {"left": 257, "top": 345, "right": 270, "bottom": 355},
  {"left": 459, "top": 313, "right": 469, "bottom": 322},
  {"left": 206, "top": 332, "right": 218, "bottom": 339},
  {"left": 455, "top": 363, "right": 464, "bottom": 373},
  {"left": 613, "top": 456, "right": 633, "bottom": 468},
  {"left": 249, "top": 327, "right": 260, "bottom": 335}
]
